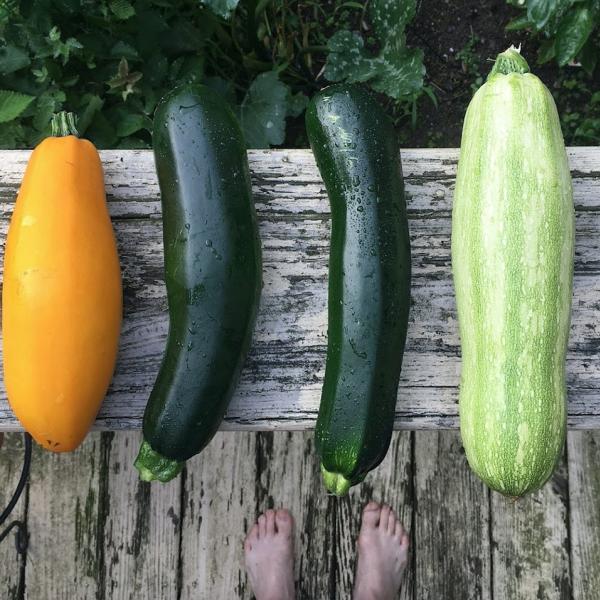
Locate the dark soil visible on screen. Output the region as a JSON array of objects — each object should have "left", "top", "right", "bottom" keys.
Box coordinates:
[{"left": 404, "top": 0, "right": 562, "bottom": 147}]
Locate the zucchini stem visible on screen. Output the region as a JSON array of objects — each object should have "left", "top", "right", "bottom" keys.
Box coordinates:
[
  {"left": 321, "top": 465, "right": 352, "bottom": 496},
  {"left": 134, "top": 440, "right": 184, "bottom": 483},
  {"left": 488, "top": 45, "right": 530, "bottom": 79},
  {"left": 51, "top": 111, "right": 79, "bottom": 138}
]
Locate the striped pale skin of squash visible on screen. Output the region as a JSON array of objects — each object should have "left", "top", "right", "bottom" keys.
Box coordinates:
[{"left": 452, "top": 48, "right": 574, "bottom": 497}]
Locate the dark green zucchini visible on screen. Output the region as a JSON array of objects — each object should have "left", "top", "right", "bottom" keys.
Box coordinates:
[
  {"left": 306, "top": 84, "right": 411, "bottom": 496},
  {"left": 134, "top": 84, "right": 262, "bottom": 482}
]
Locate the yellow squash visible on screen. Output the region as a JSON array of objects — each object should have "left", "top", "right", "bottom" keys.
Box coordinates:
[{"left": 2, "top": 112, "right": 122, "bottom": 452}]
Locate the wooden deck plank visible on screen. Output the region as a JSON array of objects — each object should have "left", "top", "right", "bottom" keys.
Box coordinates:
[
  {"left": 414, "top": 431, "right": 491, "bottom": 600},
  {"left": 490, "top": 456, "right": 572, "bottom": 599},
  {"left": 0, "top": 433, "right": 29, "bottom": 600},
  {"left": 1, "top": 148, "right": 599, "bottom": 431},
  {"left": 252, "top": 430, "right": 414, "bottom": 600},
  {"left": 179, "top": 432, "right": 258, "bottom": 600},
  {"left": 333, "top": 431, "right": 414, "bottom": 600},
  {"left": 25, "top": 434, "right": 103, "bottom": 600},
  {"left": 101, "top": 431, "right": 181, "bottom": 599},
  {"left": 253, "top": 431, "right": 334, "bottom": 600},
  {"left": 568, "top": 431, "right": 600, "bottom": 600}
]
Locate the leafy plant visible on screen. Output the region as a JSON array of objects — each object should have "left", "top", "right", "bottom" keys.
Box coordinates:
[
  {"left": 0, "top": 0, "right": 427, "bottom": 149},
  {"left": 552, "top": 71, "right": 600, "bottom": 143},
  {"left": 507, "top": 0, "right": 600, "bottom": 74},
  {"left": 324, "top": 0, "right": 426, "bottom": 102},
  {"left": 455, "top": 30, "right": 483, "bottom": 94}
]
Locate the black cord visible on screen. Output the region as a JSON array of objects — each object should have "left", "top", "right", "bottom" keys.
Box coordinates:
[{"left": 0, "top": 431, "right": 32, "bottom": 596}]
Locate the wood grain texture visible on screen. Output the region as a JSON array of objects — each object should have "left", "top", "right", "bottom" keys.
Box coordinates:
[
  {"left": 0, "top": 148, "right": 598, "bottom": 431},
  {"left": 568, "top": 431, "right": 600, "bottom": 600},
  {"left": 333, "top": 431, "right": 414, "bottom": 600},
  {"left": 244, "top": 430, "right": 413, "bottom": 600},
  {"left": 179, "top": 432, "right": 258, "bottom": 600},
  {"left": 4, "top": 429, "right": 600, "bottom": 598},
  {"left": 414, "top": 431, "right": 491, "bottom": 600},
  {"left": 25, "top": 434, "right": 103, "bottom": 600},
  {"left": 490, "top": 456, "right": 572, "bottom": 600},
  {"left": 101, "top": 431, "right": 180, "bottom": 600},
  {"left": 253, "top": 431, "right": 333, "bottom": 600},
  {"left": 0, "top": 433, "right": 28, "bottom": 599}
]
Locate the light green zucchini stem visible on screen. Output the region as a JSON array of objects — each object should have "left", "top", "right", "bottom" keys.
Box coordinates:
[
  {"left": 134, "top": 440, "right": 184, "bottom": 483},
  {"left": 321, "top": 465, "right": 352, "bottom": 496},
  {"left": 51, "top": 111, "right": 79, "bottom": 137},
  {"left": 488, "top": 45, "right": 530, "bottom": 79}
]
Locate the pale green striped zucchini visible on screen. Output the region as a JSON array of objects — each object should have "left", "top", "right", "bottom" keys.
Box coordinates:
[{"left": 452, "top": 47, "right": 574, "bottom": 497}]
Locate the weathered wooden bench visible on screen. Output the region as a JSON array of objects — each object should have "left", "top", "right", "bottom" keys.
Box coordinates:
[{"left": 1, "top": 148, "right": 598, "bottom": 431}]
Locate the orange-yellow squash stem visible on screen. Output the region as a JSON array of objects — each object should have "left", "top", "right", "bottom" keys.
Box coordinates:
[{"left": 2, "top": 133, "right": 122, "bottom": 452}]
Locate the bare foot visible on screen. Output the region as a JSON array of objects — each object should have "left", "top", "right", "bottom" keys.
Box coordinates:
[
  {"left": 352, "top": 501, "right": 409, "bottom": 600},
  {"left": 244, "top": 508, "right": 295, "bottom": 600}
]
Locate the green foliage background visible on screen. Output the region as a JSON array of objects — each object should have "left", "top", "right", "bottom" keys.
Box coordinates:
[
  {"left": 0, "top": 0, "right": 426, "bottom": 149},
  {"left": 0, "top": 0, "right": 598, "bottom": 148}
]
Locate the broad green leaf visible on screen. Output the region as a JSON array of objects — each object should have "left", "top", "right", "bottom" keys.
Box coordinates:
[
  {"left": 0, "top": 90, "right": 35, "bottom": 123},
  {"left": 527, "top": 0, "right": 559, "bottom": 29},
  {"left": 200, "top": 0, "right": 239, "bottom": 19},
  {"left": 77, "top": 94, "right": 104, "bottom": 135},
  {"left": 370, "top": 0, "right": 415, "bottom": 48},
  {"left": 204, "top": 76, "right": 236, "bottom": 106},
  {"left": 556, "top": 6, "right": 594, "bottom": 66},
  {"left": 324, "top": 6, "right": 424, "bottom": 101},
  {"left": 110, "top": 0, "right": 135, "bottom": 20},
  {"left": 0, "top": 0, "right": 19, "bottom": 23},
  {"left": 115, "top": 111, "right": 152, "bottom": 137},
  {"left": 537, "top": 37, "right": 557, "bottom": 63},
  {"left": 287, "top": 90, "right": 309, "bottom": 118},
  {"left": 240, "top": 71, "right": 288, "bottom": 148},
  {"left": 86, "top": 111, "right": 118, "bottom": 149},
  {"left": 33, "top": 89, "right": 66, "bottom": 131},
  {"left": 0, "top": 45, "right": 30, "bottom": 75},
  {"left": 325, "top": 31, "right": 378, "bottom": 83},
  {"left": 371, "top": 47, "right": 425, "bottom": 99},
  {"left": 0, "top": 120, "right": 24, "bottom": 148},
  {"left": 505, "top": 14, "right": 534, "bottom": 31},
  {"left": 578, "top": 37, "right": 598, "bottom": 75},
  {"left": 111, "top": 41, "right": 139, "bottom": 60},
  {"left": 574, "top": 118, "right": 600, "bottom": 143}
]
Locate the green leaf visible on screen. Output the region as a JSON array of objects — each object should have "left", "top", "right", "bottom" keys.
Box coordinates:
[
  {"left": 115, "top": 111, "right": 152, "bottom": 137},
  {"left": 204, "top": 76, "right": 236, "bottom": 106},
  {"left": 85, "top": 111, "right": 118, "bottom": 149},
  {"left": 574, "top": 118, "right": 600, "bottom": 143},
  {"left": 109, "top": 0, "right": 135, "bottom": 20},
  {"left": 325, "top": 31, "right": 378, "bottom": 83},
  {"left": 0, "top": 120, "right": 24, "bottom": 148},
  {"left": 325, "top": 31, "right": 425, "bottom": 100},
  {"left": 527, "top": 0, "right": 559, "bottom": 29},
  {"left": 369, "top": 0, "right": 416, "bottom": 47},
  {"left": 200, "top": 0, "right": 239, "bottom": 19},
  {"left": 33, "top": 89, "right": 66, "bottom": 131},
  {"left": 578, "top": 37, "right": 598, "bottom": 75},
  {"left": 287, "top": 90, "right": 309, "bottom": 118},
  {"left": 556, "top": 6, "right": 594, "bottom": 66},
  {"left": 0, "top": 45, "right": 30, "bottom": 75},
  {"left": 0, "top": 90, "right": 35, "bottom": 123},
  {"left": 370, "top": 46, "right": 425, "bottom": 99},
  {"left": 110, "top": 41, "right": 139, "bottom": 60},
  {"left": 324, "top": 0, "right": 425, "bottom": 101},
  {"left": 505, "top": 14, "right": 534, "bottom": 31},
  {"left": 77, "top": 94, "right": 104, "bottom": 135},
  {"left": 537, "top": 37, "right": 557, "bottom": 63},
  {"left": 240, "top": 71, "right": 288, "bottom": 148}
]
